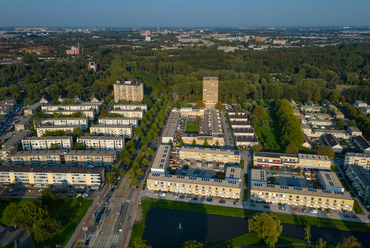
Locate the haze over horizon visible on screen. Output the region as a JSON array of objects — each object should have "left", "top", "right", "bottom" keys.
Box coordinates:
[{"left": 1, "top": 0, "right": 370, "bottom": 28}]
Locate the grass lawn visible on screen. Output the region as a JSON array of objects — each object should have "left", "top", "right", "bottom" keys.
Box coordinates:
[
  {"left": 138, "top": 199, "right": 370, "bottom": 234},
  {"left": 2, "top": 242, "right": 15, "bottom": 248},
  {"left": 186, "top": 121, "right": 199, "bottom": 133},
  {"left": 331, "top": 166, "right": 339, "bottom": 172},
  {"left": 0, "top": 197, "right": 93, "bottom": 248},
  {"left": 254, "top": 108, "right": 282, "bottom": 151},
  {"left": 0, "top": 198, "right": 35, "bottom": 226},
  {"left": 339, "top": 179, "right": 351, "bottom": 192},
  {"left": 353, "top": 199, "right": 365, "bottom": 215},
  {"left": 74, "top": 242, "right": 84, "bottom": 248},
  {"left": 210, "top": 232, "right": 307, "bottom": 248}
]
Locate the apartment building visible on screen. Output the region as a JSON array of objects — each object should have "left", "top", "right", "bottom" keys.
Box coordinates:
[
  {"left": 308, "top": 119, "right": 334, "bottom": 127},
  {"left": 333, "top": 111, "right": 345, "bottom": 119},
  {"left": 114, "top": 81, "right": 144, "bottom": 103},
  {"left": 324, "top": 134, "right": 343, "bottom": 153},
  {"left": 90, "top": 125, "right": 133, "bottom": 138},
  {"left": 41, "top": 104, "right": 100, "bottom": 113},
  {"left": 344, "top": 152, "right": 370, "bottom": 170},
  {"left": 253, "top": 152, "right": 299, "bottom": 168},
  {"left": 43, "top": 110, "right": 95, "bottom": 120},
  {"left": 40, "top": 118, "right": 88, "bottom": 130},
  {"left": 15, "top": 116, "right": 31, "bottom": 131},
  {"left": 113, "top": 104, "right": 147, "bottom": 112},
  {"left": 229, "top": 115, "right": 249, "bottom": 122},
  {"left": 236, "top": 136, "right": 259, "bottom": 148},
  {"left": 36, "top": 125, "right": 80, "bottom": 137},
  {"left": 181, "top": 134, "right": 225, "bottom": 146},
  {"left": 11, "top": 150, "right": 63, "bottom": 166},
  {"left": 77, "top": 136, "right": 125, "bottom": 151},
  {"left": 304, "top": 113, "right": 332, "bottom": 120},
  {"left": 227, "top": 109, "right": 248, "bottom": 116},
  {"left": 301, "top": 105, "right": 323, "bottom": 112},
  {"left": 64, "top": 150, "right": 117, "bottom": 167},
  {"left": 203, "top": 77, "right": 219, "bottom": 109},
  {"left": 162, "top": 111, "right": 180, "bottom": 143},
  {"left": 353, "top": 136, "right": 370, "bottom": 153},
  {"left": 0, "top": 130, "right": 33, "bottom": 164},
  {"left": 22, "top": 136, "right": 73, "bottom": 151},
  {"left": 231, "top": 121, "right": 252, "bottom": 129},
  {"left": 253, "top": 152, "right": 331, "bottom": 169},
  {"left": 175, "top": 107, "right": 205, "bottom": 117},
  {"left": 109, "top": 109, "right": 143, "bottom": 119},
  {"left": 179, "top": 146, "right": 240, "bottom": 163},
  {"left": 354, "top": 100, "right": 367, "bottom": 108},
  {"left": 346, "top": 164, "right": 370, "bottom": 205},
  {"left": 347, "top": 126, "right": 362, "bottom": 137},
  {"left": 24, "top": 102, "right": 44, "bottom": 116},
  {"left": 151, "top": 145, "right": 172, "bottom": 174},
  {"left": 233, "top": 128, "right": 255, "bottom": 137},
  {"left": 318, "top": 171, "right": 344, "bottom": 192},
  {"left": 0, "top": 166, "right": 105, "bottom": 187},
  {"left": 312, "top": 129, "right": 349, "bottom": 139},
  {"left": 98, "top": 117, "right": 138, "bottom": 129},
  {"left": 147, "top": 173, "right": 241, "bottom": 199}
]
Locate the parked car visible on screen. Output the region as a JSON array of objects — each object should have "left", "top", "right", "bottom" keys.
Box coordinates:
[
  {"left": 179, "top": 194, "right": 185, "bottom": 199},
  {"left": 172, "top": 194, "right": 178, "bottom": 198},
  {"left": 344, "top": 215, "right": 350, "bottom": 218},
  {"left": 279, "top": 206, "right": 286, "bottom": 210},
  {"left": 325, "top": 212, "right": 333, "bottom": 216},
  {"left": 233, "top": 199, "right": 239, "bottom": 205},
  {"left": 153, "top": 191, "right": 159, "bottom": 196},
  {"left": 206, "top": 197, "right": 213, "bottom": 202},
  {"left": 264, "top": 205, "right": 270, "bottom": 209},
  {"left": 219, "top": 199, "right": 226, "bottom": 204},
  {"left": 159, "top": 192, "right": 167, "bottom": 197},
  {"left": 351, "top": 215, "right": 358, "bottom": 219},
  {"left": 293, "top": 208, "right": 301, "bottom": 212},
  {"left": 310, "top": 209, "right": 318, "bottom": 214},
  {"left": 192, "top": 196, "right": 198, "bottom": 200}
]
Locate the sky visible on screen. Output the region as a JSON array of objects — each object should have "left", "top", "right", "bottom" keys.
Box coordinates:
[{"left": 0, "top": 0, "right": 370, "bottom": 28}]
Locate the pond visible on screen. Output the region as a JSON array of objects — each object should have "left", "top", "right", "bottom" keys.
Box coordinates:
[{"left": 143, "top": 208, "right": 370, "bottom": 248}]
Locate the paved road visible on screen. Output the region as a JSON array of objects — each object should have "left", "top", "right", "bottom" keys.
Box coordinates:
[{"left": 220, "top": 110, "right": 233, "bottom": 147}]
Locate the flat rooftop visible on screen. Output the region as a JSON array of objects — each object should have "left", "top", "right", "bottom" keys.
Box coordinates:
[
  {"left": 319, "top": 171, "right": 343, "bottom": 189},
  {"left": 0, "top": 166, "right": 104, "bottom": 174},
  {"left": 162, "top": 112, "right": 180, "bottom": 138},
  {"left": 77, "top": 136, "right": 124, "bottom": 140},
  {"left": 115, "top": 81, "right": 143, "bottom": 86},
  {"left": 348, "top": 165, "right": 370, "bottom": 188},
  {"left": 180, "top": 146, "right": 240, "bottom": 156},
  {"left": 37, "top": 125, "right": 80, "bottom": 129},
  {"left": 298, "top": 153, "right": 331, "bottom": 161},
  {"left": 151, "top": 145, "right": 171, "bottom": 171},
  {"left": 23, "top": 136, "right": 72, "bottom": 141},
  {"left": 3, "top": 130, "right": 32, "bottom": 147},
  {"left": 251, "top": 169, "right": 267, "bottom": 182},
  {"left": 254, "top": 151, "right": 298, "bottom": 159},
  {"left": 90, "top": 125, "right": 131, "bottom": 128}
]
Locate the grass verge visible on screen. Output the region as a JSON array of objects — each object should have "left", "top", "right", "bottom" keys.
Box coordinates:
[
  {"left": 353, "top": 199, "right": 365, "bottom": 215},
  {"left": 210, "top": 232, "right": 307, "bottom": 248},
  {"left": 339, "top": 179, "right": 351, "bottom": 192}
]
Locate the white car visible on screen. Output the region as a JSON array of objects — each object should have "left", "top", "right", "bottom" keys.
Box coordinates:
[
  {"left": 310, "top": 209, "right": 318, "bottom": 214},
  {"left": 160, "top": 192, "right": 167, "bottom": 197}
]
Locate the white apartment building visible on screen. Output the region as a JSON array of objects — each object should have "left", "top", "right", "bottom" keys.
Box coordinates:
[
  {"left": 41, "top": 104, "right": 100, "bottom": 113},
  {"left": 109, "top": 109, "right": 143, "bottom": 119},
  {"left": 90, "top": 125, "right": 133, "bottom": 138},
  {"left": 114, "top": 104, "right": 147, "bottom": 112},
  {"left": 36, "top": 125, "right": 80, "bottom": 137},
  {"left": 77, "top": 136, "right": 125, "bottom": 151},
  {"left": 43, "top": 110, "right": 95, "bottom": 120},
  {"left": 98, "top": 117, "right": 138, "bottom": 129},
  {"left": 40, "top": 118, "right": 88, "bottom": 130},
  {"left": 22, "top": 136, "right": 73, "bottom": 151}
]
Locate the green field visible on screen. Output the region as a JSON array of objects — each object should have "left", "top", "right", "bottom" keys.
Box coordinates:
[
  {"left": 0, "top": 197, "right": 93, "bottom": 248},
  {"left": 254, "top": 108, "right": 282, "bottom": 151},
  {"left": 210, "top": 232, "right": 307, "bottom": 248},
  {"left": 134, "top": 198, "right": 370, "bottom": 236},
  {"left": 186, "top": 121, "right": 199, "bottom": 133}
]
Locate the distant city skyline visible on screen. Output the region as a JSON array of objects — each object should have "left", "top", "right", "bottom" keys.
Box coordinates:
[{"left": 0, "top": 0, "right": 370, "bottom": 28}]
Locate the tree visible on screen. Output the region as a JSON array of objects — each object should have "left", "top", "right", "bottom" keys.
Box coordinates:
[
  {"left": 168, "top": 139, "right": 173, "bottom": 146},
  {"left": 304, "top": 225, "right": 311, "bottom": 246},
  {"left": 285, "top": 143, "right": 298, "bottom": 154},
  {"left": 73, "top": 192, "right": 77, "bottom": 198},
  {"left": 316, "top": 238, "right": 327, "bottom": 248},
  {"left": 142, "top": 158, "right": 149, "bottom": 166},
  {"left": 195, "top": 100, "right": 205, "bottom": 108},
  {"left": 336, "top": 236, "right": 361, "bottom": 248},
  {"left": 41, "top": 188, "right": 58, "bottom": 206},
  {"left": 128, "top": 238, "right": 152, "bottom": 248},
  {"left": 72, "top": 127, "right": 84, "bottom": 137},
  {"left": 335, "top": 119, "right": 344, "bottom": 130},
  {"left": 48, "top": 84, "right": 61, "bottom": 99},
  {"left": 33, "top": 218, "right": 62, "bottom": 243},
  {"left": 49, "top": 143, "right": 59, "bottom": 150},
  {"left": 203, "top": 139, "right": 208, "bottom": 146},
  {"left": 254, "top": 105, "right": 267, "bottom": 119},
  {"left": 112, "top": 165, "right": 118, "bottom": 173},
  {"left": 119, "top": 168, "right": 125, "bottom": 177},
  {"left": 215, "top": 102, "right": 223, "bottom": 111},
  {"left": 251, "top": 143, "right": 262, "bottom": 151},
  {"left": 73, "top": 142, "right": 86, "bottom": 150},
  {"left": 348, "top": 120, "right": 357, "bottom": 127},
  {"left": 61, "top": 98, "right": 75, "bottom": 105},
  {"left": 192, "top": 139, "right": 197, "bottom": 146},
  {"left": 76, "top": 196, "right": 85, "bottom": 207},
  {"left": 248, "top": 212, "right": 283, "bottom": 248},
  {"left": 317, "top": 145, "right": 335, "bottom": 158},
  {"left": 181, "top": 240, "right": 204, "bottom": 248},
  {"left": 2, "top": 202, "right": 20, "bottom": 227},
  {"left": 62, "top": 196, "right": 70, "bottom": 206},
  {"left": 105, "top": 172, "right": 116, "bottom": 184},
  {"left": 17, "top": 202, "right": 48, "bottom": 228}
]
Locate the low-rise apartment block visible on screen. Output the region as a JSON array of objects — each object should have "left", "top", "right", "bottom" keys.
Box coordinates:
[
  {"left": 36, "top": 125, "right": 80, "bottom": 137},
  {"left": 236, "top": 136, "right": 259, "bottom": 148},
  {"left": 64, "top": 150, "right": 117, "bottom": 167},
  {"left": 175, "top": 107, "right": 205, "bottom": 117},
  {"left": 43, "top": 110, "right": 95, "bottom": 120},
  {"left": 22, "top": 136, "right": 73, "bottom": 151},
  {"left": 348, "top": 126, "right": 362, "bottom": 137},
  {"left": 345, "top": 152, "right": 370, "bottom": 170},
  {"left": 0, "top": 130, "right": 33, "bottom": 164},
  {"left": 162, "top": 111, "right": 180, "bottom": 143},
  {"left": 77, "top": 136, "right": 125, "bottom": 151},
  {"left": 228, "top": 115, "right": 249, "bottom": 122},
  {"left": 301, "top": 105, "right": 323, "bottom": 112},
  {"left": 353, "top": 135, "right": 370, "bottom": 153},
  {"left": 179, "top": 146, "right": 240, "bottom": 163},
  {"left": 151, "top": 145, "right": 172, "bottom": 174},
  {"left": 308, "top": 119, "right": 334, "bottom": 127},
  {"left": 40, "top": 118, "right": 88, "bottom": 130},
  {"left": 41, "top": 104, "right": 100, "bottom": 113},
  {"left": 90, "top": 125, "right": 133, "bottom": 138},
  {"left": 24, "top": 102, "right": 44, "bottom": 116},
  {"left": 114, "top": 104, "right": 147, "bottom": 112},
  {"left": 109, "top": 109, "right": 143, "bottom": 119},
  {"left": 354, "top": 100, "right": 367, "bottom": 108},
  {"left": 312, "top": 129, "right": 349, "bottom": 139},
  {"left": 181, "top": 134, "right": 225, "bottom": 146},
  {"left": 298, "top": 154, "right": 331, "bottom": 169},
  {"left": 231, "top": 121, "right": 251, "bottom": 129},
  {"left": 98, "top": 117, "right": 138, "bottom": 129},
  {"left": 324, "top": 134, "right": 343, "bottom": 153},
  {"left": 233, "top": 128, "right": 255, "bottom": 137},
  {"left": 15, "top": 116, "right": 31, "bottom": 131},
  {"left": 0, "top": 166, "right": 105, "bottom": 187},
  {"left": 346, "top": 164, "right": 370, "bottom": 205}
]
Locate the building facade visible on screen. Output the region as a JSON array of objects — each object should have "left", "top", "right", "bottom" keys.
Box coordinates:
[
  {"left": 40, "top": 118, "right": 88, "bottom": 130},
  {"left": 109, "top": 109, "right": 143, "bottom": 119},
  {"left": 203, "top": 77, "right": 218, "bottom": 109},
  {"left": 98, "top": 117, "right": 138, "bottom": 129},
  {"left": 179, "top": 147, "right": 240, "bottom": 163},
  {"left": 77, "top": 136, "right": 125, "bottom": 151},
  {"left": 36, "top": 125, "right": 80, "bottom": 137},
  {"left": 90, "top": 125, "right": 133, "bottom": 138},
  {"left": 113, "top": 104, "right": 147, "bottom": 112},
  {"left": 22, "top": 136, "right": 73, "bottom": 151},
  {"left": 114, "top": 81, "right": 144, "bottom": 103}
]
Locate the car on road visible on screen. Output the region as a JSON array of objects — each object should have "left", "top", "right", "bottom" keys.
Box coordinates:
[
  {"left": 233, "top": 199, "right": 239, "bottom": 205},
  {"left": 293, "top": 208, "right": 301, "bottom": 212},
  {"left": 200, "top": 196, "right": 205, "bottom": 201},
  {"left": 192, "top": 196, "right": 198, "bottom": 200},
  {"left": 279, "top": 206, "right": 286, "bottom": 210},
  {"left": 368, "top": 215, "right": 370, "bottom": 220},
  {"left": 344, "top": 215, "right": 350, "bottom": 218},
  {"left": 351, "top": 215, "right": 358, "bottom": 219},
  {"left": 264, "top": 205, "right": 270, "bottom": 209},
  {"left": 185, "top": 195, "right": 192, "bottom": 199},
  {"left": 172, "top": 194, "right": 178, "bottom": 198},
  {"left": 325, "top": 212, "right": 333, "bottom": 216},
  {"left": 219, "top": 199, "right": 226, "bottom": 204},
  {"left": 159, "top": 192, "right": 167, "bottom": 197},
  {"left": 153, "top": 191, "right": 159, "bottom": 196},
  {"left": 11, "top": 193, "right": 17, "bottom": 196},
  {"left": 206, "top": 197, "right": 213, "bottom": 202},
  {"left": 179, "top": 194, "right": 185, "bottom": 199},
  {"left": 310, "top": 209, "right": 318, "bottom": 214}
]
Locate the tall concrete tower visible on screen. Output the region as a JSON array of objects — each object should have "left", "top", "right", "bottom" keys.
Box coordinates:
[{"left": 203, "top": 77, "right": 219, "bottom": 109}]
